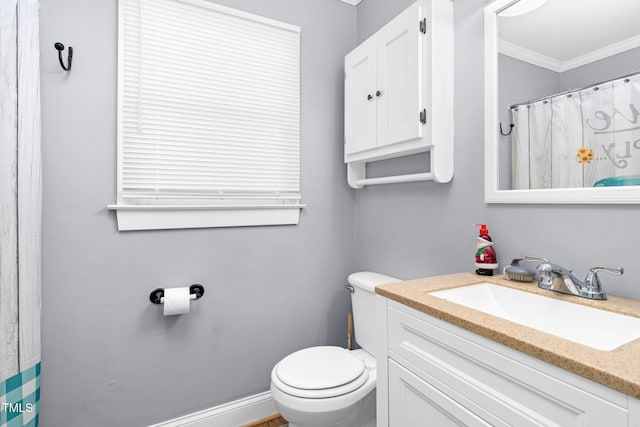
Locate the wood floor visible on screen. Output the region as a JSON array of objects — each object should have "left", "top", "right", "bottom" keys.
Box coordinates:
[{"left": 240, "top": 413, "right": 288, "bottom": 427}]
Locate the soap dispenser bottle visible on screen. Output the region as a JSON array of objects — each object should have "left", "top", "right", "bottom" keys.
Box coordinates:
[{"left": 474, "top": 223, "right": 498, "bottom": 276}]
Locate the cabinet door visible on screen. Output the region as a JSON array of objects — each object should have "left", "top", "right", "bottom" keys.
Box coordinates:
[
  {"left": 345, "top": 39, "right": 377, "bottom": 155},
  {"left": 376, "top": 2, "right": 423, "bottom": 148},
  {"left": 389, "top": 360, "right": 494, "bottom": 427}
]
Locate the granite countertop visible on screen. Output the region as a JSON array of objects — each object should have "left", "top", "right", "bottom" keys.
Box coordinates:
[{"left": 375, "top": 272, "right": 640, "bottom": 399}]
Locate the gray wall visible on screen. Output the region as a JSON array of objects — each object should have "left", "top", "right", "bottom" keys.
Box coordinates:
[
  {"left": 560, "top": 46, "right": 640, "bottom": 91},
  {"left": 354, "top": 0, "right": 640, "bottom": 301},
  {"left": 37, "top": 0, "right": 640, "bottom": 425},
  {"left": 39, "top": 0, "right": 356, "bottom": 426},
  {"left": 498, "top": 47, "right": 640, "bottom": 118},
  {"left": 498, "top": 54, "right": 561, "bottom": 122}
]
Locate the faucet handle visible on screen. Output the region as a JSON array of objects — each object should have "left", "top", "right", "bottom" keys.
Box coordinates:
[
  {"left": 584, "top": 266, "right": 624, "bottom": 293},
  {"left": 590, "top": 266, "right": 624, "bottom": 276},
  {"left": 524, "top": 255, "right": 549, "bottom": 263}
]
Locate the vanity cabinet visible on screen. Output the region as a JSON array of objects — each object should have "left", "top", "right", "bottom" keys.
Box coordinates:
[
  {"left": 376, "top": 297, "right": 640, "bottom": 426},
  {"left": 344, "top": 0, "right": 453, "bottom": 188}
]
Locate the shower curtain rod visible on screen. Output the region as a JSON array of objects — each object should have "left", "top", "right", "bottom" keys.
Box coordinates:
[{"left": 509, "top": 68, "right": 640, "bottom": 110}]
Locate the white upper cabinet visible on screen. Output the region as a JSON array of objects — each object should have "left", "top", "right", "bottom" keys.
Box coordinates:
[
  {"left": 376, "top": 7, "right": 423, "bottom": 149},
  {"left": 345, "top": 39, "right": 377, "bottom": 156},
  {"left": 345, "top": 3, "right": 422, "bottom": 155},
  {"left": 344, "top": 0, "right": 453, "bottom": 188}
]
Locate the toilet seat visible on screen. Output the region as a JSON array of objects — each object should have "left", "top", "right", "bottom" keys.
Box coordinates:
[{"left": 273, "top": 346, "right": 369, "bottom": 399}]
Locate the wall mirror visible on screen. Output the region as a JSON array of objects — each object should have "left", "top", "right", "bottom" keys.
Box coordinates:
[{"left": 484, "top": 0, "right": 640, "bottom": 203}]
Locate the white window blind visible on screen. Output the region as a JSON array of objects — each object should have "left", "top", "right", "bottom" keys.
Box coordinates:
[{"left": 113, "top": 0, "right": 302, "bottom": 230}]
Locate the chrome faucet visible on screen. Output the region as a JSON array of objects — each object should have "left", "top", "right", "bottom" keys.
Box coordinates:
[{"left": 524, "top": 256, "right": 624, "bottom": 300}]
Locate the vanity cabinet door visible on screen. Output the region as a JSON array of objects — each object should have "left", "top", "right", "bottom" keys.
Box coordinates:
[{"left": 389, "top": 360, "right": 494, "bottom": 427}]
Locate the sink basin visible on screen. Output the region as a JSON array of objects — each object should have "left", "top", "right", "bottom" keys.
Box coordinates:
[{"left": 429, "top": 283, "right": 640, "bottom": 351}]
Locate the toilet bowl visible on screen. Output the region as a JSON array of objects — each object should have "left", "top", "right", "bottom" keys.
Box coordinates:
[
  {"left": 270, "top": 347, "right": 376, "bottom": 427},
  {"left": 270, "top": 272, "right": 400, "bottom": 427}
]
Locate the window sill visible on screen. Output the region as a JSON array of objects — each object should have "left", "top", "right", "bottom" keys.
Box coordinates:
[{"left": 107, "top": 204, "right": 305, "bottom": 231}]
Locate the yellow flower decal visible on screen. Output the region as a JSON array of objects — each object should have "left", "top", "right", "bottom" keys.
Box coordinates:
[{"left": 577, "top": 147, "right": 595, "bottom": 164}]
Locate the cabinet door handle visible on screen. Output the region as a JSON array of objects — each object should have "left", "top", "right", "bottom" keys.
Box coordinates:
[
  {"left": 367, "top": 94, "right": 373, "bottom": 101},
  {"left": 376, "top": 90, "right": 382, "bottom": 97}
]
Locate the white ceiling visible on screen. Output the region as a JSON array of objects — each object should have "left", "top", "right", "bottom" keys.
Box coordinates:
[{"left": 498, "top": 0, "right": 640, "bottom": 72}]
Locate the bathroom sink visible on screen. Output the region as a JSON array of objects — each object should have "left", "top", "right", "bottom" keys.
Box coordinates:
[{"left": 429, "top": 283, "right": 640, "bottom": 351}]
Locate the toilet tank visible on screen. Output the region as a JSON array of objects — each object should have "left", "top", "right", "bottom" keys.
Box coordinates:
[{"left": 348, "top": 272, "right": 400, "bottom": 355}]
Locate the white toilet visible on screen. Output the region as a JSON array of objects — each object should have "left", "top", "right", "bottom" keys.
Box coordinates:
[{"left": 270, "top": 271, "right": 400, "bottom": 427}]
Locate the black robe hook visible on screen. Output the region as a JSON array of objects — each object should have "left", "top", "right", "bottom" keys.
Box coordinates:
[
  {"left": 500, "top": 122, "right": 514, "bottom": 136},
  {"left": 54, "top": 42, "right": 73, "bottom": 71}
]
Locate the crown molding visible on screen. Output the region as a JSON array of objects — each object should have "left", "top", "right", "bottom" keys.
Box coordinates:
[
  {"left": 498, "top": 39, "right": 563, "bottom": 72},
  {"left": 499, "top": 34, "right": 640, "bottom": 74},
  {"left": 562, "top": 34, "right": 640, "bottom": 72}
]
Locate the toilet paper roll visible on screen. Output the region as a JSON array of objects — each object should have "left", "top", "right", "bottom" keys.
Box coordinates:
[{"left": 163, "top": 287, "right": 191, "bottom": 316}]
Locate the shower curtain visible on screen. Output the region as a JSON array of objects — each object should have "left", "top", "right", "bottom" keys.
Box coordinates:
[
  {"left": 511, "top": 73, "right": 640, "bottom": 189},
  {"left": 0, "top": 1, "right": 42, "bottom": 426}
]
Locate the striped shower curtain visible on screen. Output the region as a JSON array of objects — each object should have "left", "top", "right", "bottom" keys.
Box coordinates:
[{"left": 0, "top": 1, "right": 42, "bottom": 426}]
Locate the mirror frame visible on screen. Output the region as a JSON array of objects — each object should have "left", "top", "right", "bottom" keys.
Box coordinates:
[{"left": 484, "top": 0, "right": 640, "bottom": 204}]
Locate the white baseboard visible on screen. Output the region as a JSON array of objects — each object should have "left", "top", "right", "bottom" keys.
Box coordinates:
[{"left": 149, "top": 391, "right": 278, "bottom": 427}]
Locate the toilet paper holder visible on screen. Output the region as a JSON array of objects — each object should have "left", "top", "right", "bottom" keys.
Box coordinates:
[{"left": 149, "top": 284, "right": 205, "bottom": 305}]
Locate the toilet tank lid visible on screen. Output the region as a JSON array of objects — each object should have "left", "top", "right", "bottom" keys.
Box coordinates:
[{"left": 347, "top": 271, "right": 400, "bottom": 292}]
